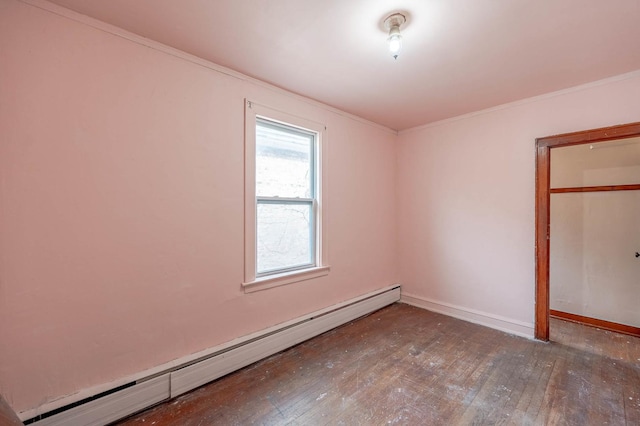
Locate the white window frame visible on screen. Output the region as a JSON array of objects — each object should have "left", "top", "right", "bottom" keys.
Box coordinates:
[{"left": 243, "top": 100, "right": 329, "bottom": 292}]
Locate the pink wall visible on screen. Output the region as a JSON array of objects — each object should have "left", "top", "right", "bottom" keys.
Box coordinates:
[
  {"left": 397, "top": 71, "right": 640, "bottom": 331},
  {"left": 3, "top": 0, "right": 640, "bottom": 417},
  {"left": 0, "top": 0, "right": 397, "bottom": 414}
]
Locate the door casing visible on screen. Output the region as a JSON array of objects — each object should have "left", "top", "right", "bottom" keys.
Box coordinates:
[{"left": 534, "top": 122, "right": 640, "bottom": 341}]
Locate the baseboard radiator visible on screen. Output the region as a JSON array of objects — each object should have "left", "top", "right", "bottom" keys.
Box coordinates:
[{"left": 25, "top": 285, "right": 400, "bottom": 426}]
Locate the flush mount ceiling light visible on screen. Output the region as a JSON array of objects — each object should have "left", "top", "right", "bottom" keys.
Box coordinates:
[{"left": 384, "top": 12, "right": 406, "bottom": 60}]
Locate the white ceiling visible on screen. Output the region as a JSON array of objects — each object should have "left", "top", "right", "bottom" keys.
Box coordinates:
[{"left": 47, "top": 0, "right": 640, "bottom": 130}]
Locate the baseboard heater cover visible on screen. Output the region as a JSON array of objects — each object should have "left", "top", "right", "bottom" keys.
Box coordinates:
[
  {"left": 26, "top": 376, "right": 169, "bottom": 426},
  {"left": 170, "top": 285, "right": 400, "bottom": 397},
  {"left": 25, "top": 285, "right": 400, "bottom": 425}
]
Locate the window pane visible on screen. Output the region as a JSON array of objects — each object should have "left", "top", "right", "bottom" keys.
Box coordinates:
[
  {"left": 256, "top": 120, "right": 313, "bottom": 198},
  {"left": 257, "top": 202, "right": 313, "bottom": 273}
]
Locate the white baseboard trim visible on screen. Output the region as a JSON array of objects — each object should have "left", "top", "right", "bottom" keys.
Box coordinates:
[
  {"left": 25, "top": 285, "right": 400, "bottom": 425},
  {"left": 400, "top": 293, "right": 534, "bottom": 339}
]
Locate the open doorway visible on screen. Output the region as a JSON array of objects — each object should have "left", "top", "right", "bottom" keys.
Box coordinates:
[{"left": 535, "top": 122, "right": 640, "bottom": 341}]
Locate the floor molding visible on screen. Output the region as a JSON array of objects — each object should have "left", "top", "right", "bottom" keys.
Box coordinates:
[
  {"left": 401, "top": 293, "right": 534, "bottom": 339},
  {"left": 24, "top": 285, "right": 400, "bottom": 425},
  {"left": 550, "top": 310, "right": 640, "bottom": 338}
]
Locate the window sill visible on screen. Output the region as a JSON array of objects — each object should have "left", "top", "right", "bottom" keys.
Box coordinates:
[{"left": 243, "top": 266, "right": 330, "bottom": 293}]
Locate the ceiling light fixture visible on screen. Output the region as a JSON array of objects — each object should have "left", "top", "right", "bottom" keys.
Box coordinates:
[{"left": 384, "top": 13, "right": 406, "bottom": 60}]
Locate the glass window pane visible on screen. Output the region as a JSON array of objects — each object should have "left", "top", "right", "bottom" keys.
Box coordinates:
[
  {"left": 257, "top": 203, "right": 313, "bottom": 273},
  {"left": 256, "top": 120, "right": 313, "bottom": 198}
]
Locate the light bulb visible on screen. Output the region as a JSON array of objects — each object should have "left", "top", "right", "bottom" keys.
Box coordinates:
[
  {"left": 388, "top": 32, "right": 402, "bottom": 59},
  {"left": 384, "top": 12, "right": 406, "bottom": 60}
]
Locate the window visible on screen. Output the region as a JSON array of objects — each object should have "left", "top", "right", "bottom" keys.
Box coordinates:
[
  {"left": 255, "top": 119, "right": 316, "bottom": 274},
  {"left": 244, "top": 101, "right": 329, "bottom": 291}
]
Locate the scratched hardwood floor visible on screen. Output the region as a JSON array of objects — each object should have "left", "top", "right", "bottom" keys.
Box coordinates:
[{"left": 116, "top": 303, "right": 640, "bottom": 425}]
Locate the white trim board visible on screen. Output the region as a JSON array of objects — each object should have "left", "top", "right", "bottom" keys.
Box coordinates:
[
  {"left": 400, "top": 293, "right": 534, "bottom": 339},
  {"left": 24, "top": 285, "right": 400, "bottom": 425},
  {"left": 399, "top": 69, "right": 640, "bottom": 135},
  {"left": 18, "top": 0, "right": 396, "bottom": 135}
]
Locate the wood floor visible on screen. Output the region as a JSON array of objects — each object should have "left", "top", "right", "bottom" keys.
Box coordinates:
[{"left": 116, "top": 303, "right": 640, "bottom": 425}]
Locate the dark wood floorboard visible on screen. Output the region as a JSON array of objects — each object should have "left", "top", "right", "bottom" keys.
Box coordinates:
[{"left": 115, "top": 303, "right": 640, "bottom": 425}]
